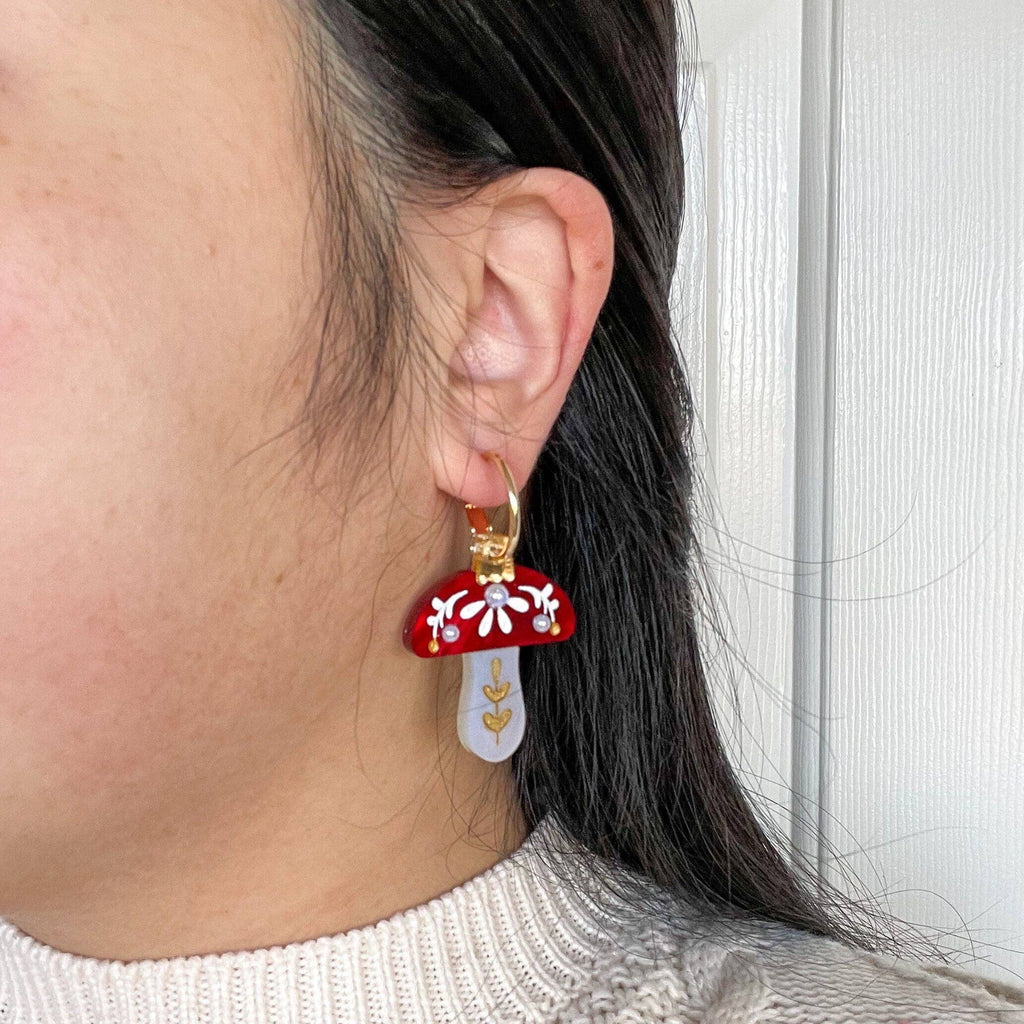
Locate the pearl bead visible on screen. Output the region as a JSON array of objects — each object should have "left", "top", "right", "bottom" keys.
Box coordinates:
[
  {"left": 441, "top": 623, "right": 460, "bottom": 643},
  {"left": 532, "top": 613, "right": 551, "bottom": 633},
  {"left": 484, "top": 583, "right": 509, "bottom": 608}
]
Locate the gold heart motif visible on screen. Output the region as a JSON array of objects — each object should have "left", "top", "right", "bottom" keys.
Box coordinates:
[
  {"left": 482, "top": 708, "right": 513, "bottom": 734},
  {"left": 482, "top": 681, "right": 511, "bottom": 703}
]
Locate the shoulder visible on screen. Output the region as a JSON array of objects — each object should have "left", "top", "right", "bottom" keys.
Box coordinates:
[
  {"left": 722, "top": 920, "right": 1024, "bottom": 1023},
  {"left": 559, "top": 910, "right": 1024, "bottom": 1024}
]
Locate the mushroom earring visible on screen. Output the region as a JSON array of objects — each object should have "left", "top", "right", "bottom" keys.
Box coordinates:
[{"left": 402, "top": 451, "right": 576, "bottom": 763}]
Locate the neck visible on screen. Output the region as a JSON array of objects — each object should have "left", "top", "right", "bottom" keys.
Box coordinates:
[
  {"left": 0, "top": 813, "right": 654, "bottom": 1024},
  {"left": 3, "top": 647, "right": 527, "bottom": 962}
]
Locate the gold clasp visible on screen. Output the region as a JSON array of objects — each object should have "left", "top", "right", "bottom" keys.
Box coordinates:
[{"left": 464, "top": 451, "right": 520, "bottom": 584}]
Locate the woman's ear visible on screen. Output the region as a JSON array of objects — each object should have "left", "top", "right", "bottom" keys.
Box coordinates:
[{"left": 407, "top": 166, "right": 614, "bottom": 508}]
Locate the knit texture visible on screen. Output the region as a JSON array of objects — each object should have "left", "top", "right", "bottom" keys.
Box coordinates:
[{"left": 1, "top": 813, "right": 1022, "bottom": 1023}]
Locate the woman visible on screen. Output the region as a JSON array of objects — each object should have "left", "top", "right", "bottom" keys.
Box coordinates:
[{"left": 0, "top": 0, "right": 1021, "bottom": 1020}]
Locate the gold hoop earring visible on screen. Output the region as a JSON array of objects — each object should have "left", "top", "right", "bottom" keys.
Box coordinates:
[{"left": 463, "top": 450, "right": 521, "bottom": 580}]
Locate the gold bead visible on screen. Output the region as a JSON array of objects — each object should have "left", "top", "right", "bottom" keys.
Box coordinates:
[
  {"left": 550, "top": 622, "right": 561, "bottom": 636},
  {"left": 428, "top": 638, "right": 440, "bottom": 654}
]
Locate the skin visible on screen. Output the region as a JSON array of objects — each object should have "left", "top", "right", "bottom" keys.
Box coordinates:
[{"left": 0, "top": 0, "right": 614, "bottom": 961}]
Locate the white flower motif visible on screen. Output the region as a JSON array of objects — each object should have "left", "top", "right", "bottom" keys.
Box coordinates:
[
  {"left": 426, "top": 589, "right": 469, "bottom": 639},
  {"left": 459, "top": 593, "right": 530, "bottom": 638}
]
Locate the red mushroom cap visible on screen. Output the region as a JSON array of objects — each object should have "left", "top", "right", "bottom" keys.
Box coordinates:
[{"left": 403, "top": 565, "right": 576, "bottom": 658}]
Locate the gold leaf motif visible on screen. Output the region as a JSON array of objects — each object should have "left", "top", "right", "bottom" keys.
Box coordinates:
[
  {"left": 483, "top": 708, "right": 513, "bottom": 734},
  {"left": 482, "top": 656, "right": 512, "bottom": 741},
  {"left": 482, "top": 681, "right": 510, "bottom": 703}
]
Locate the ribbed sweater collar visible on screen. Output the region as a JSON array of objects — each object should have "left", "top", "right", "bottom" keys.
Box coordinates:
[{"left": 0, "top": 814, "right": 636, "bottom": 1024}]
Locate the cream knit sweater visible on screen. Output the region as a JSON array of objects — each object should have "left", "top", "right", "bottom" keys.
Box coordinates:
[{"left": 1, "top": 813, "right": 1022, "bottom": 1024}]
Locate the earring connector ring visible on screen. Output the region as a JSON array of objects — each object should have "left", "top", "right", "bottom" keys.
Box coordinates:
[{"left": 464, "top": 451, "right": 520, "bottom": 581}]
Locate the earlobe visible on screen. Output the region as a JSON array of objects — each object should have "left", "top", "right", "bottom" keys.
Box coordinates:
[{"left": 426, "top": 167, "right": 615, "bottom": 509}]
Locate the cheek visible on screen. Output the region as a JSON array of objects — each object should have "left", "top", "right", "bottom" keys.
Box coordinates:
[
  {"left": 0, "top": 0, "right": 323, "bottom": 879},
  {"left": 0, "top": 192, "right": 305, "bottom": 864},
  {"left": 0, "top": 221, "right": 233, "bottom": 823}
]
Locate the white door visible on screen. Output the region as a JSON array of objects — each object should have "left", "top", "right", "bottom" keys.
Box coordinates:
[{"left": 682, "top": 0, "right": 1024, "bottom": 984}]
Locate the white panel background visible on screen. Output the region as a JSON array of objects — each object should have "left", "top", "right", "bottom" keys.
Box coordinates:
[
  {"left": 674, "top": 0, "right": 804, "bottom": 862},
  {"left": 682, "top": 0, "right": 1024, "bottom": 986}
]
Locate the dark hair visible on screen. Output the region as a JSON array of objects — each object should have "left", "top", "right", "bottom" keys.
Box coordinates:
[{"left": 277, "top": 0, "right": 944, "bottom": 961}]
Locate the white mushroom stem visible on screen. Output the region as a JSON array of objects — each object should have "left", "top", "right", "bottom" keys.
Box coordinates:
[{"left": 456, "top": 645, "right": 526, "bottom": 762}]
